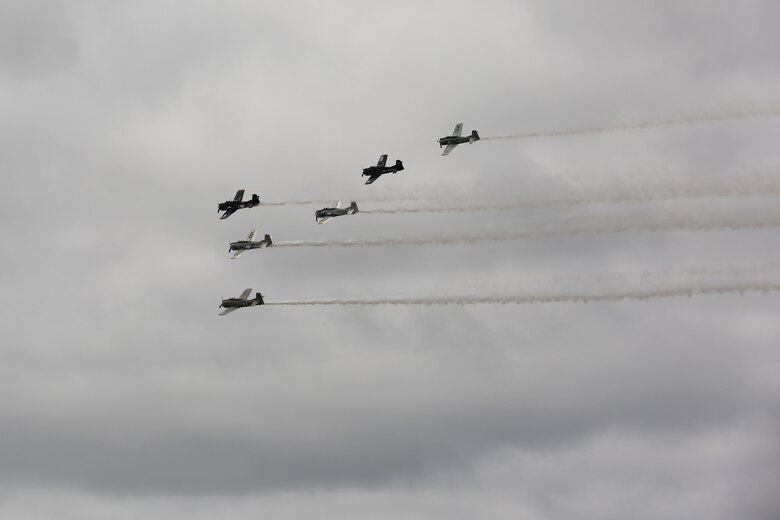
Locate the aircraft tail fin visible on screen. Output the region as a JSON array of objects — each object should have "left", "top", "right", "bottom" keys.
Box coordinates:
[
  {"left": 264, "top": 234, "right": 272, "bottom": 245},
  {"left": 256, "top": 293, "right": 265, "bottom": 305},
  {"left": 395, "top": 160, "right": 404, "bottom": 171},
  {"left": 350, "top": 201, "right": 359, "bottom": 213},
  {"left": 251, "top": 194, "right": 260, "bottom": 204},
  {"left": 470, "top": 130, "right": 480, "bottom": 143}
]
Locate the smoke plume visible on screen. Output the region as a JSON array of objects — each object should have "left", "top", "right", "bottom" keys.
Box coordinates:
[
  {"left": 274, "top": 209, "right": 780, "bottom": 248},
  {"left": 483, "top": 104, "right": 780, "bottom": 140},
  {"left": 266, "top": 283, "right": 780, "bottom": 306},
  {"left": 361, "top": 178, "right": 780, "bottom": 214},
  {"left": 265, "top": 264, "right": 780, "bottom": 307}
]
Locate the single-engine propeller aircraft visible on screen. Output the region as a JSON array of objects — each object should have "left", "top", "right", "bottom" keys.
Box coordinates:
[
  {"left": 229, "top": 230, "right": 273, "bottom": 259},
  {"left": 218, "top": 189, "right": 260, "bottom": 219},
  {"left": 219, "top": 288, "right": 265, "bottom": 315},
  {"left": 362, "top": 154, "right": 404, "bottom": 185},
  {"left": 315, "top": 201, "right": 359, "bottom": 224},
  {"left": 438, "top": 123, "right": 480, "bottom": 156}
]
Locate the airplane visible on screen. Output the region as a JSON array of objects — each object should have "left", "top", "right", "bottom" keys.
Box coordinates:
[
  {"left": 219, "top": 288, "right": 265, "bottom": 315},
  {"left": 218, "top": 189, "right": 260, "bottom": 219},
  {"left": 362, "top": 154, "right": 404, "bottom": 185},
  {"left": 315, "top": 201, "right": 359, "bottom": 224},
  {"left": 229, "top": 230, "right": 273, "bottom": 259},
  {"left": 438, "top": 123, "right": 480, "bottom": 156}
]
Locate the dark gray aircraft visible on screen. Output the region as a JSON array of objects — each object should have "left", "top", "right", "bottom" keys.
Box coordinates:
[
  {"left": 438, "top": 123, "right": 480, "bottom": 156},
  {"left": 362, "top": 154, "right": 404, "bottom": 185},
  {"left": 218, "top": 189, "right": 260, "bottom": 219},
  {"left": 219, "top": 288, "right": 265, "bottom": 315},
  {"left": 315, "top": 201, "right": 359, "bottom": 224},
  {"left": 229, "top": 230, "right": 273, "bottom": 259}
]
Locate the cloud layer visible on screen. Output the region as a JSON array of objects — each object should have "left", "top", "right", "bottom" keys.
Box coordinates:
[{"left": 1, "top": 1, "right": 779, "bottom": 519}]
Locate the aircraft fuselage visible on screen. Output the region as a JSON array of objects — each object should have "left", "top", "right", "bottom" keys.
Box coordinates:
[
  {"left": 317, "top": 209, "right": 344, "bottom": 218},
  {"left": 362, "top": 164, "right": 403, "bottom": 177},
  {"left": 220, "top": 298, "right": 255, "bottom": 308},
  {"left": 218, "top": 199, "right": 260, "bottom": 212},
  {"left": 229, "top": 240, "right": 268, "bottom": 251},
  {"left": 316, "top": 208, "right": 355, "bottom": 218},
  {"left": 438, "top": 135, "right": 472, "bottom": 146}
]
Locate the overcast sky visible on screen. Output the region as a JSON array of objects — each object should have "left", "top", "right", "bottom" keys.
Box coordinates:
[{"left": 2, "top": 1, "right": 780, "bottom": 518}]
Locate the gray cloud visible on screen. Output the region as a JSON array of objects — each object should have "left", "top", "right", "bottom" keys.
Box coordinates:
[{"left": 1, "top": 1, "right": 779, "bottom": 518}]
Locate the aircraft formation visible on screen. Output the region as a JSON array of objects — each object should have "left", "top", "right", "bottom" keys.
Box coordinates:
[{"left": 217, "top": 123, "right": 480, "bottom": 314}]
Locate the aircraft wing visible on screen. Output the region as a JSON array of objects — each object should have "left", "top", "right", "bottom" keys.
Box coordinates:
[
  {"left": 452, "top": 123, "right": 463, "bottom": 137},
  {"left": 220, "top": 207, "right": 238, "bottom": 220},
  {"left": 441, "top": 143, "right": 458, "bottom": 156},
  {"left": 219, "top": 307, "right": 239, "bottom": 316},
  {"left": 233, "top": 189, "right": 245, "bottom": 202},
  {"left": 231, "top": 249, "right": 247, "bottom": 259},
  {"left": 246, "top": 229, "right": 257, "bottom": 241},
  {"left": 238, "top": 288, "right": 252, "bottom": 300},
  {"left": 317, "top": 216, "right": 331, "bottom": 224},
  {"left": 377, "top": 154, "right": 388, "bottom": 167},
  {"left": 364, "top": 174, "right": 381, "bottom": 185}
]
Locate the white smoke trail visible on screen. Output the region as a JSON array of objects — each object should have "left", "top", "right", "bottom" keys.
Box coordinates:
[
  {"left": 483, "top": 104, "right": 780, "bottom": 140},
  {"left": 262, "top": 199, "right": 332, "bottom": 206},
  {"left": 274, "top": 210, "right": 780, "bottom": 249},
  {"left": 263, "top": 173, "right": 780, "bottom": 209},
  {"left": 263, "top": 189, "right": 472, "bottom": 207},
  {"left": 264, "top": 263, "right": 780, "bottom": 306},
  {"left": 563, "top": 262, "right": 780, "bottom": 286},
  {"left": 361, "top": 179, "right": 780, "bottom": 215},
  {"left": 266, "top": 284, "right": 780, "bottom": 307}
]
